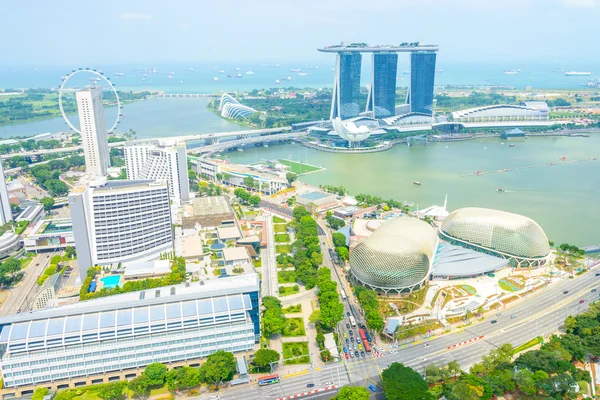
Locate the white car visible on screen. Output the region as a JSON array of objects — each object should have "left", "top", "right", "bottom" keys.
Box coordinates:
[
  {"left": 209, "top": 396, "right": 220, "bottom": 400},
  {"left": 324, "top": 381, "right": 334, "bottom": 386},
  {"left": 423, "top": 343, "right": 430, "bottom": 348},
  {"left": 390, "top": 350, "right": 398, "bottom": 354}
]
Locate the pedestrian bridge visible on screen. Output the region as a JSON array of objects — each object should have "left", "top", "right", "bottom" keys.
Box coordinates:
[{"left": 189, "top": 132, "right": 307, "bottom": 155}]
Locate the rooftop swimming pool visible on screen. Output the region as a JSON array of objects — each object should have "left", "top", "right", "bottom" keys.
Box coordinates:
[
  {"left": 101, "top": 275, "right": 121, "bottom": 289},
  {"left": 41, "top": 223, "right": 73, "bottom": 234}
]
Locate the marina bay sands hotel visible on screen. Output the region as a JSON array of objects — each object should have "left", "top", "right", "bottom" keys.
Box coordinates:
[{"left": 318, "top": 42, "right": 438, "bottom": 120}]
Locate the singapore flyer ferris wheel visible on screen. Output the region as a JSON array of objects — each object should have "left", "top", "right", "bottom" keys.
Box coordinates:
[{"left": 58, "top": 68, "right": 122, "bottom": 134}]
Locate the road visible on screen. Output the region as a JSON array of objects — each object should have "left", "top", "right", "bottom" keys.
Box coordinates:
[
  {"left": 262, "top": 215, "right": 278, "bottom": 298},
  {"left": 192, "top": 366, "right": 347, "bottom": 400},
  {"left": 0, "top": 253, "right": 52, "bottom": 316}
]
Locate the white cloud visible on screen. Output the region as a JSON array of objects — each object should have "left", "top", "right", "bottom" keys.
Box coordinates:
[
  {"left": 560, "top": 0, "right": 596, "bottom": 6},
  {"left": 120, "top": 12, "right": 152, "bottom": 21}
]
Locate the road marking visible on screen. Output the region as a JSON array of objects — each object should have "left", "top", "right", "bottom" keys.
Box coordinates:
[{"left": 447, "top": 336, "right": 485, "bottom": 350}]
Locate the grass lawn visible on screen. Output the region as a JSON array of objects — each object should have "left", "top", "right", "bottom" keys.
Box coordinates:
[
  {"left": 498, "top": 278, "right": 522, "bottom": 292},
  {"left": 283, "top": 317, "right": 306, "bottom": 337},
  {"left": 283, "top": 304, "right": 302, "bottom": 314},
  {"left": 253, "top": 258, "right": 262, "bottom": 268},
  {"left": 278, "top": 270, "right": 296, "bottom": 284},
  {"left": 279, "top": 285, "right": 299, "bottom": 297},
  {"left": 275, "top": 234, "right": 290, "bottom": 243},
  {"left": 276, "top": 244, "right": 292, "bottom": 254},
  {"left": 273, "top": 216, "right": 286, "bottom": 223},
  {"left": 282, "top": 341, "right": 310, "bottom": 364},
  {"left": 274, "top": 224, "right": 287, "bottom": 233},
  {"left": 514, "top": 336, "right": 543, "bottom": 353},
  {"left": 150, "top": 386, "right": 170, "bottom": 396},
  {"left": 277, "top": 159, "right": 324, "bottom": 175}
]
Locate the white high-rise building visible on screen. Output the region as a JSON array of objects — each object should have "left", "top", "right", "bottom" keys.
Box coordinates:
[
  {"left": 68, "top": 177, "right": 174, "bottom": 280},
  {"left": 0, "top": 162, "right": 12, "bottom": 225},
  {"left": 124, "top": 139, "right": 190, "bottom": 201},
  {"left": 76, "top": 87, "right": 109, "bottom": 177}
]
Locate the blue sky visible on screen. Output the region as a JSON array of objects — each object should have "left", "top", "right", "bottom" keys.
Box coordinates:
[{"left": 2, "top": 0, "right": 599, "bottom": 65}]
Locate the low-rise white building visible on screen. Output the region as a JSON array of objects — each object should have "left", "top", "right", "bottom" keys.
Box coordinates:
[{"left": 122, "top": 260, "right": 172, "bottom": 280}]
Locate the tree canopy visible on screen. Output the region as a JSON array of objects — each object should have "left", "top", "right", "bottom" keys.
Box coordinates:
[
  {"left": 199, "top": 350, "right": 237, "bottom": 387},
  {"left": 382, "top": 363, "right": 433, "bottom": 400}
]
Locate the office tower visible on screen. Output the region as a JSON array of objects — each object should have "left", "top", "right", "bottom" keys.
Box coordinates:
[
  {"left": 408, "top": 52, "right": 437, "bottom": 115},
  {"left": 367, "top": 52, "right": 398, "bottom": 118},
  {"left": 76, "top": 87, "right": 109, "bottom": 177},
  {"left": 0, "top": 163, "right": 12, "bottom": 225},
  {"left": 0, "top": 274, "right": 260, "bottom": 391},
  {"left": 331, "top": 52, "right": 362, "bottom": 120},
  {"left": 69, "top": 178, "right": 173, "bottom": 280},
  {"left": 124, "top": 139, "right": 190, "bottom": 201}
]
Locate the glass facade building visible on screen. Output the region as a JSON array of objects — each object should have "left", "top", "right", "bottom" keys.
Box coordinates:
[
  {"left": 332, "top": 52, "right": 362, "bottom": 120},
  {"left": 369, "top": 53, "right": 398, "bottom": 118},
  {"left": 0, "top": 274, "right": 261, "bottom": 389},
  {"left": 409, "top": 52, "right": 437, "bottom": 115}
]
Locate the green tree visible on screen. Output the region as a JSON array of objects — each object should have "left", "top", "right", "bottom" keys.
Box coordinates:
[
  {"left": 166, "top": 366, "right": 201, "bottom": 391},
  {"left": 65, "top": 245, "right": 77, "bottom": 258},
  {"left": 234, "top": 188, "right": 251, "bottom": 204},
  {"left": 382, "top": 363, "right": 433, "bottom": 400},
  {"left": 263, "top": 296, "right": 282, "bottom": 310},
  {"left": 32, "top": 388, "right": 49, "bottom": 400},
  {"left": 333, "top": 385, "right": 370, "bottom": 400},
  {"left": 97, "top": 382, "right": 124, "bottom": 399},
  {"left": 286, "top": 172, "right": 297, "bottom": 187},
  {"left": 40, "top": 197, "right": 55, "bottom": 211},
  {"left": 143, "top": 362, "right": 168, "bottom": 386},
  {"left": 336, "top": 247, "right": 349, "bottom": 261},
  {"left": 309, "top": 309, "right": 322, "bottom": 325},
  {"left": 128, "top": 374, "right": 151, "bottom": 399},
  {"left": 243, "top": 176, "right": 255, "bottom": 190},
  {"left": 249, "top": 194, "right": 261, "bottom": 207},
  {"left": 252, "top": 349, "right": 280, "bottom": 372},
  {"left": 332, "top": 232, "right": 347, "bottom": 248},
  {"left": 44, "top": 179, "right": 69, "bottom": 196},
  {"left": 263, "top": 307, "right": 286, "bottom": 336},
  {"left": 199, "top": 350, "right": 236, "bottom": 387}
]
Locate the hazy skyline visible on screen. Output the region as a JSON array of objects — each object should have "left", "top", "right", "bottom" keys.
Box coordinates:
[{"left": 2, "top": 0, "right": 599, "bottom": 66}]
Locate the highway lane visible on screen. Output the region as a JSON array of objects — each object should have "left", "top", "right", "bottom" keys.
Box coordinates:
[
  {"left": 0, "top": 253, "right": 51, "bottom": 316},
  {"left": 191, "top": 366, "right": 348, "bottom": 400},
  {"left": 344, "top": 268, "right": 600, "bottom": 383}
]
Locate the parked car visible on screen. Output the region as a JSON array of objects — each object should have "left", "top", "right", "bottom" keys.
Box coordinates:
[
  {"left": 580, "top": 299, "right": 585, "bottom": 304},
  {"left": 368, "top": 385, "right": 377, "bottom": 393}
]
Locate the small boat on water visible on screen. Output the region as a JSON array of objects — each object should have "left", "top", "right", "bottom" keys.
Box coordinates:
[
  {"left": 496, "top": 188, "right": 505, "bottom": 193},
  {"left": 413, "top": 181, "right": 421, "bottom": 186},
  {"left": 275, "top": 79, "right": 282, "bottom": 84},
  {"left": 560, "top": 156, "right": 567, "bottom": 160},
  {"left": 509, "top": 144, "right": 515, "bottom": 147},
  {"left": 237, "top": 148, "right": 244, "bottom": 152},
  {"left": 263, "top": 144, "right": 269, "bottom": 148},
  {"left": 476, "top": 170, "right": 482, "bottom": 175},
  {"left": 213, "top": 77, "right": 220, "bottom": 81}
]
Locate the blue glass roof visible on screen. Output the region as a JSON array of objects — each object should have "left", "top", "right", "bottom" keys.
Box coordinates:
[{"left": 0, "top": 293, "right": 252, "bottom": 350}]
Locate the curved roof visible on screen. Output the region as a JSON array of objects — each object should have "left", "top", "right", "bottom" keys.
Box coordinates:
[
  {"left": 452, "top": 104, "right": 548, "bottom": 120},
  {"left": 350, "top": 218, "right": 438, "bottom": 291},
  {"left": 218, "top": 93, "right": 257, "bottom": 119},
  {"left": 332, "top": 117, "right": 372, "bottom": 142},
  {"left": 440, "top": 207, "right": 550, "bottom": 259}
]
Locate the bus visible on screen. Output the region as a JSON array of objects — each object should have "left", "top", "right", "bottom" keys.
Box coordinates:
[
  {"left": 361, "top": 327, "right": 372, "bottom": 343},
  {"left": 340, "top": 289, "right": 347, "bottom": 300},
  {"left": 349, "top": 315, "right": 356, "bottom": 327},
  {"left": 258, "top": 374, "right": 280, "bottom": 386},
  {"left": 359, "top": 328, "right": 372, "bottom": 353},
  {"left": 363, "top": 340, "right": 372, "bottom": 354}
]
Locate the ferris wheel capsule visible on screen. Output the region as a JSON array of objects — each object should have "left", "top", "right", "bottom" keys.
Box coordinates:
[{"left": 58, "top": 68, "right": 122, "bottom": 134}]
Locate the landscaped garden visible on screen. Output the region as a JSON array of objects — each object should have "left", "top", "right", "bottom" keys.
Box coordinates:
[
  {"left": 278, "top": 270, "right": 296, "bottom": 284},
  {"left": 282, "top": 304, "right": 302, "bottom": 314},
  {"left": 282, "top": 342, "right": 310, "bottom": 364},
  {"left": 274, "top": 224, "right": 287, "bottom": 233},
  {"left": 273, "top": 216, "right": 287, "bottom": 223},
  {"left": 279, "top": 285, "right": 299, "bottom": 297},
  {"left": 275, "top": 233, "right": 291, "bottom": 243},
  {"left": 282, "top": 317, "right": 306, "bottom": 337},
  {"left": 498, "top": 276, "right": 526, "bottom": 292},
  {"left": 277, "top": 254, "right": 294, "bottom": 269},
  {"left": 276, "top": 244, "right": 292, "bottom": 254}
]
